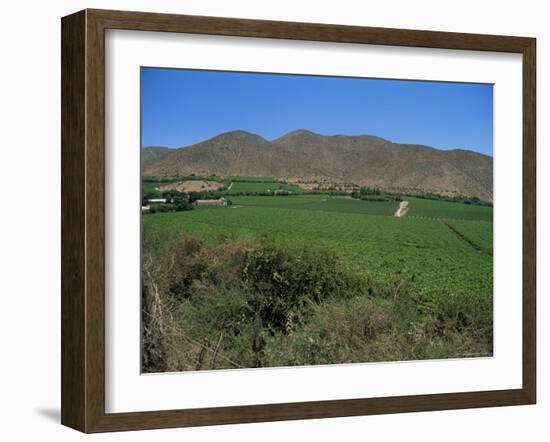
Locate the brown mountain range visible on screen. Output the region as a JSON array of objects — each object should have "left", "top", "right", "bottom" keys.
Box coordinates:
[{"left": 142, "top": 130, "right": 493, "bottom": 201}]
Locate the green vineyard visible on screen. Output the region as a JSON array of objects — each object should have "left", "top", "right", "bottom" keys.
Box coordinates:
[
  {"left": 142, "top": 187, "right": 494, "bottom": 372},
  {"left": 143, "top": 194, "right": 492, "bottom": 299}
]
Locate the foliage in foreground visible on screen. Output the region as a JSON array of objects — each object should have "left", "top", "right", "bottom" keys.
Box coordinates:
[{"left": 142, "top": 235, "right": 493, "bottom": 373}]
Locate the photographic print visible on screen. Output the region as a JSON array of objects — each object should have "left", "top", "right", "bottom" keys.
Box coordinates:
[{"left": 140, "top": 68, "right": 494, "bottom": 373}]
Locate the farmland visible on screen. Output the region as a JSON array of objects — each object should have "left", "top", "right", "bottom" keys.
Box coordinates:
[
  {"left": 143, "top": 194, "right": 492, "bottom": 297},
  {"left": 142, "top": 179, "right": 493, "bottom": 372},
  {"left": 141, "top": 175, "right": 303, "bottom": 196},
  {"left": 406, "top": 196, "right": 493, "bottom": 221},
  {"left": 142, "top": 179, "right": 172, "bottom": 194},
  {"left": 227, "top": 181, "right": 302, "bottom": 194},
  {"left": 231, "top": 195, "right": 398, "bottom": 216}
]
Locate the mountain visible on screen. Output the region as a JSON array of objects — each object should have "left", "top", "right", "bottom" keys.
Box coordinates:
[
  {"left": 142, "top": 130, "right": 493, "bottom": 201},
  {"left": 141, "top": 146, "right": 173, "bottom": 161}
]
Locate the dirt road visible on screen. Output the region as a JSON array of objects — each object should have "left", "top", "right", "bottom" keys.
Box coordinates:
[{"left": 394, "top": 200, "right": 409, "bottom": 217}]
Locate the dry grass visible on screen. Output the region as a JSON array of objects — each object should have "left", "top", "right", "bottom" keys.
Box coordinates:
[{"left": 159, "top": 180, "right": 224, "bottom": 193}]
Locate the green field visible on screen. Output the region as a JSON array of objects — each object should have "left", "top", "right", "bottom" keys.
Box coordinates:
[
  {"left": 227, "top": 181, "right": 302, "bottom": 194},
  {"left": 231, "top": 195, "right": 398, "bottom": 216},
  {"left": 142, "top": 191, "right": 493, "bottom": 372},
  {"left": 407, "top": 197, "right": 493, "bottom": 221},
  {"left": 445, "top": 219, "right": 493, "bottom": 255},
  {"left": 143, "top": 194, "right": 492, "bottom": 297}
]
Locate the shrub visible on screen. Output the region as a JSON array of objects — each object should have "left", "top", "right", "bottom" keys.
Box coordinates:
[{"left": 241, "top": 244, "right": 363, "bottom": 332}]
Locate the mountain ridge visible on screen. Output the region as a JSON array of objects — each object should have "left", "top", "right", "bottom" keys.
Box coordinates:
[{"left": 142, "top": 130, "right": 493, "bottom": 201}]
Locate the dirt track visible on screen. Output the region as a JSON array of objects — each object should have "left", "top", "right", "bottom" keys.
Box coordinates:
[{"left": 394, "top": 200, "right": 409, "bottom": 217}]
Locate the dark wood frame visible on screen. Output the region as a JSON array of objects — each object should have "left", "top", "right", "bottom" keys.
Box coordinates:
[{"left": 61, "top": 8, "right": 536, "bottom": 433}]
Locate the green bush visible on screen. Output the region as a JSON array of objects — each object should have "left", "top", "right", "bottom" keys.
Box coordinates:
[{"left": 241, "top": 244, "right": 363, "bottom": 332}]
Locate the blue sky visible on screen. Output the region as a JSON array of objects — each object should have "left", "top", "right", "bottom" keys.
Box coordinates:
[{"left": 141, "top": 68, "right": 493, "bottom": 156}]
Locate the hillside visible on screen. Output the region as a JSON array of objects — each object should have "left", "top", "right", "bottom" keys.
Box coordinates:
[
  {"left": 141, "top": 146, "right": 173, "bottom": 161},
  {"left": 142, "top": 130, "right": 493, "bottom": 200}
]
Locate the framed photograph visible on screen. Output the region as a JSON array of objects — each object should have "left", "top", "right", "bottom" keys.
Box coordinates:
[{"left": 61, "top": 9, "right": 536, "bottom": 433}]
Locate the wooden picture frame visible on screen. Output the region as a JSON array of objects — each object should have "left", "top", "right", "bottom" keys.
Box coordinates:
[{"left": 61, "top": 8, "right": 536, "bottom": 433}]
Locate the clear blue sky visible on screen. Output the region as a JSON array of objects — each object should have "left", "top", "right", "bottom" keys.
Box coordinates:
[{"left": 141, "top": 67, "right": 493, "bottom": 156}]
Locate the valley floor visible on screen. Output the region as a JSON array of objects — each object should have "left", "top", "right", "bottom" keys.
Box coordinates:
[{"left": 141, "top": 194, "right": 493, "bottom": 372}]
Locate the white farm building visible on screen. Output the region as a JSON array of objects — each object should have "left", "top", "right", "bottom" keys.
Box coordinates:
[{"left": 194, "top": 197, "right": 228, "bottom": 207}]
